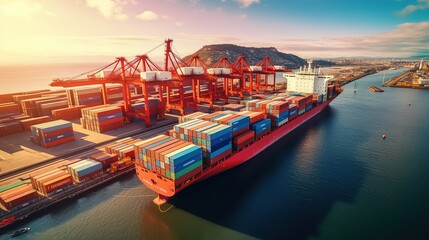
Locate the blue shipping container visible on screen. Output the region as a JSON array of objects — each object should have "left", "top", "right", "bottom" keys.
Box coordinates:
[
  {"left": 204, "top": 143, "right": 232, "bottom": 160},
  {"left": 97, "top": 112, "right": 123, "bottom": 122},
  {"left": 75, "top": 161, "right": 102, "bottom": 177},
  {"left": 171, "top": 155, "right": 202, "bottom": 173},
  {"left": 251, "top": 119, "right": 271, "bottom": 135}
]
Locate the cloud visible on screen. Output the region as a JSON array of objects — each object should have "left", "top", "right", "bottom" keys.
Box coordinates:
[
  {"left": 136, "top": 11, "right": 158, "bottom": 20},
  {"left": 0, "top": 0, "right": 42, "bottom": 17},
  {"left": 235, "top": 0, "right": 260, "bottom": 8},
  {"left": 239, "top": 14, "right": 247, "bottom": 19},
  {"left": 275, "top": 21, "right": 429, "bottom": 57},
  {"left": 176, "top": 21, "right": 185, "bottom": 26},
  {"left": 397, "top": 0, "right": 429, "bottom": 16},
  {"left": 85, "top": 0, "right": 129, "bottom": 20}
]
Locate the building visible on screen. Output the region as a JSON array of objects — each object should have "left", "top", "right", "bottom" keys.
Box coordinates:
[{"left": 283, "top": 60, "right": 334, "bottom": 95}]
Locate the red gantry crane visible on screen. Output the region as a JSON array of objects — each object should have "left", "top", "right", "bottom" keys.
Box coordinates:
[
  {"left": 50, "top": 54, "right": 172, "bottom": 126},
  {"left": 163, "top": 39, "right": 205, "bottom": 115},
  {"left": 209, "top": 57, "right": 244, "bottom": 99}
]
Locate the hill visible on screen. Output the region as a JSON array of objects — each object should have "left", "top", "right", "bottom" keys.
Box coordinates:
[{"left": 183, "top": 44, "right": 334, "bottom": 69}]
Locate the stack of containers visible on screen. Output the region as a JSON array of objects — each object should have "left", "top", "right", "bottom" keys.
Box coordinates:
[
  {"left": 301, "top": 93, "right": 314, "bottom": 112},
  {"left": 172, "top": 119, "right": 232, "bottom": 165},
  {"left": 242, "top": 99, "right": 289, "bottom": 128},
  {"left": 234, "top": 111, "right": 265, "bottom": 125},
  {"left": 199, "top": 111, "right": 234, "bottom": 122},
  {"left": 0, "top": 102, "right": 20, "bottom": 116},
  {"left": 30, "top": 169, "right": 73, "bottom": 196},
  {"left": 52, "top": 106, "right": 85, "bottom": 120},
  {"left": 134, "top": 135, "right": 203, "bottom": 181},
  {"left": 0, "top": 181, "right": 26, "bottom": 192},
  {"left": 179, "top": 111, "right": 208, "bottom": 123},
  {"left": 67, "top": 87, "right": 102, "bottom": 107},
  {"left": 222, "top": 104, "right": 245, "bottom": 112},
  {"left": 21, "top": 96, "right": 60, "bottom": 117},
  {"left": 212, "top": 113, "right": 250, "bottom": 137},
  {"left": 328, "top": 85, "right": 335, "bottom": 99},
  {"left": 90, "top": 152, "right": 118, "bottom": 170},
  {"left": 130, "top": 98, "right": 160, "bottom": 122},
  {"left": 0, "top": 121, "right": 23, "bottom": 136},
  {"left": 288, "top": 104, "right": 298, "bottom": 120},
  {"left": 12, "top": 91, "right": 53, "bottom": 111},
  {"left": 232, "top": 130, "right": 255, "bottom": 151},
  {"left": 313, "top": 93, "right": 324, "bottom": 105},
  {"left": 106, "top": 85, "right": 123, "bottom": 103},
  {"left": 0, "top": 90, "right": 49, "bottom": 104},
  {"left": 287, "top": 96, "right": 306, "bottom": 116},
  {"left": 104, "top": 137, "right": 140, "bottom": 159},
  {"left": 67, "top": 159, "right": 103, "bottom": 183},
  {"left": 0, "top": 183, "right": 39, "bottom": 211},
  {"left": 251, "top": 118, "right": 272, "bottom": 139},
  {"left": 264, "top": 101, "right": 289, "bottom": 128},
  {"left": 38, "top": 100, "right": 69, "bottom": 116},
  {"left": 80, "top": 105, "right": 123, "bottom": 133},
  {"left": 252, "top": 94, "right": 268, "bottom": 99},
  {"left": 30, "top": 120, "right": 74, "bottom": 148}
]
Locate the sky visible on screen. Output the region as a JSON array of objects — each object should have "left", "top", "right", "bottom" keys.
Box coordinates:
[{"left": 0, "top": 0, "right": 429, "bottom": 65}]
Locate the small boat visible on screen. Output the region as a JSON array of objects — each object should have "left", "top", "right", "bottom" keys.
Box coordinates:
[
  {"left": 382, "top": 134, "right": 387, "bottom": 140},
  {"left": 10, "top": 227, "right": 30, "bottom": 237}
]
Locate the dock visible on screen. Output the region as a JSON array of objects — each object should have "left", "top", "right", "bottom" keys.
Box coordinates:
[{"left": 368, "top": 86, "right": 384, "bottom": 92}]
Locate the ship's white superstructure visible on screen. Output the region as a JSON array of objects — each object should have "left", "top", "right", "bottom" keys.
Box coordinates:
[{"left": 283, "top": 60, "right": 333, "bottom": 95}]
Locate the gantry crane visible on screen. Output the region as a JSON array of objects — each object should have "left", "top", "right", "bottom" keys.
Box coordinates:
[{"left": 50, "top": 55, "right": 171, "bottom": 126}]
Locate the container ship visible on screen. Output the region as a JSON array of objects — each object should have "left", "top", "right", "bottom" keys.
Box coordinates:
[{"left": 135, "top": 60, "right": 342, "bottom": 205}]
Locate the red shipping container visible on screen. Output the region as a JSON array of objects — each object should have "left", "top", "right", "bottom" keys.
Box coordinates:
[
  {"left": 75, "top": 169, "right": 103, "bottom": 183},
  {"left": 35, "top": 171, "right": 69, "bottom": 192},
  {"left": 43, "top": 135, "right": 75, "bottom": 148},
  {"left": 90, "top": 152, "right": 118, "bottom": 170},
  {"left": 0, "top": 185, "right": 33, "bottom": 201},
  {"left": 41, "top": 126, "right": 73, "bottom": 137},
  {"left": 97, "top": 117, "right": 123, "bottom": 127},
  {"left": 0, "top": 121, "right": 23, "bottom": 136},
  {"left": 2, "top": 190, "right": 38, "bottom": 210},
  {"left": 233, "top": 130, "right": 255, "bottom": 149},
  {"left": 42, "top": 175, "right": 73, "bottom": 195},
  {"left": 98, "top": 121, "right": 124, "bottom": 133}
]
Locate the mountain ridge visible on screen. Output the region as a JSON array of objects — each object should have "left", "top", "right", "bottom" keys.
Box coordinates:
[{"left": 183, "top": 44, "right": 334, "bottom": 69}]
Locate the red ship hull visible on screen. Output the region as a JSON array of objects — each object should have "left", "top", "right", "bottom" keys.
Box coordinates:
[{"left": 136, "top": 95, "right": 337, "bottom": 203}]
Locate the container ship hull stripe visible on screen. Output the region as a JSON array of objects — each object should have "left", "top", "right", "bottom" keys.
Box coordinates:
[{"left": 136, "top": 96, "right": 336, "bottom": 202}]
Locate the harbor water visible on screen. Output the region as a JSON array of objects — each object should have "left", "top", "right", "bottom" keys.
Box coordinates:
[{"left": 1, "top": 69, "right": 429, "bottom": 239}]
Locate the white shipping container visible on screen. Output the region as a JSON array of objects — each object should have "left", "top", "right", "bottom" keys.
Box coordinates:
[
  {"left": 220, "top": 68, "right": 231, "bottom": 74},
  {"left": 177, "top": 67, "right": 204, "bottom": 75},
  {"left": 156, "top": 71, "right": 172, "bottom": 80},
  {"left": 274, "top": 65, "right": 285, "bottom": 70},
  {"left": 207, "top": 68, "right": 222, "bottom": 75},
  {"left": 140, "top": 71, "right": 157, "bottom": 81},
  {"left": 250, "top": 66, "right": 262, "bottom": 72}
]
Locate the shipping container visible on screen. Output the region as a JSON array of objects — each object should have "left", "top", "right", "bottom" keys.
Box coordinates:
[{"left": 41, "top": 174, "right": 73, "bottom": 195}]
